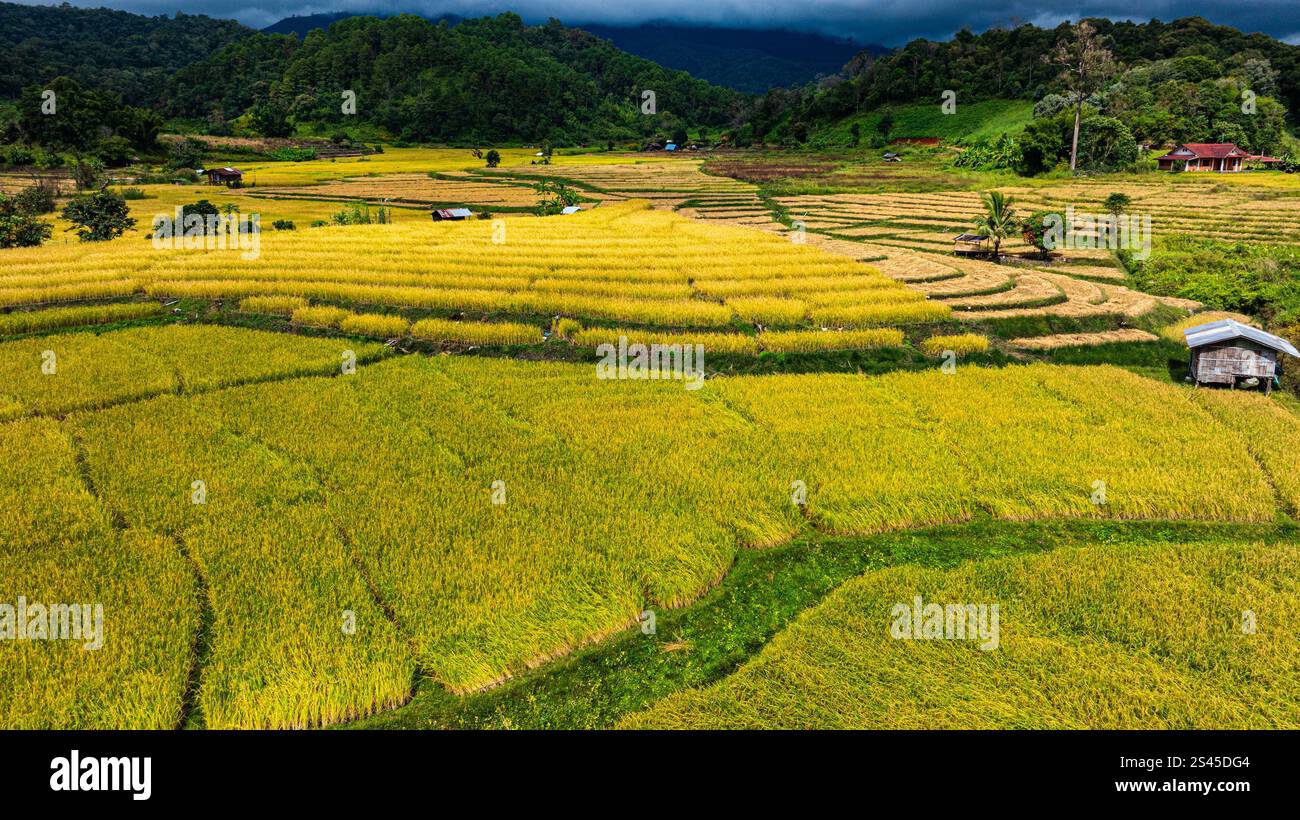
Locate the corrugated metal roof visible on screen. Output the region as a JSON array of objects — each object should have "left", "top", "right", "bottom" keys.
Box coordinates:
[
  {"left": 1184, "top": 319, "right": 1299, "bottom": 356},
  {"left": 1157, "top": 143, "right": 1248, "bottom": 160},
  {"left": 434, "top": 208, "right": 474, "bottom": 219}
]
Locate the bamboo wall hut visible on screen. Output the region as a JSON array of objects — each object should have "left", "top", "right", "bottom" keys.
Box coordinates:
[{"left": 1185, "top": 319, "right": 1299, "bottom": 393}]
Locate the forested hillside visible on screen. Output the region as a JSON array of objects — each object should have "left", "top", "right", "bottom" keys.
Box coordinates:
[
  {"left": 0, "top": 5, "right": 744, "bottom": 146},
  {"left": 164, "top": 13, "right": 744, "bottom": 143},
  {"left": 0, "top": 2, "right": 250, "bottom": 105},
  {"left": 745, "top": 16, "right": 1296, "bottom": 164},
  {"left": 821, "top": 16, "right": 1300, "bottom": 117}
]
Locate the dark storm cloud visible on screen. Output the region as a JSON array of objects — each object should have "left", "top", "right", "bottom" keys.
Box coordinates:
[{"left": 13, "top": 0, "right": 1300, "bottom": 45}]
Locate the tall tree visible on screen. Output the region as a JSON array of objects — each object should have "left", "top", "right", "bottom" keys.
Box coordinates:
[
  {"left": 973, "top": 191, "right": 1018, "bottom": 258},
  {"left": 1047, "top": 22, "right": 1116, "bottom": 173}
]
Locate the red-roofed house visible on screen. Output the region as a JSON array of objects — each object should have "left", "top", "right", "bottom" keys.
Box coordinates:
[{"left": 1156, "top": 143, "right": 1250, "bottom": 172}]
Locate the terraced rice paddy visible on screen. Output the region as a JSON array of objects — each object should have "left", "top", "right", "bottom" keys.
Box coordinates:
[
  {"left": 493, "top": 160, "right": 772, "bottom": 223},
  {"left": 8, "top": 149, "right": 1300, "bottom": 733},
  {"left": 2, "top": 201, "right": 942, "bottom": 331},
  {"left": 256, "top": 175, "right": 590, "bottom": 209},
  {"left": 761, "top": 174, "right": 1300, "bottom": 330},
  {"left": 4, "top": 323, "right": 1299, "bottom": 728}
]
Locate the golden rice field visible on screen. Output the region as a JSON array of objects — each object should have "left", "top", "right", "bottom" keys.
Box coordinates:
[
  {"left": 255, "top": 175, "right": 587, "bottom": 209},
  {"left": 569, "top": 325, "right": 906, "bottom": 354},
  {"left": 5, "top": 201, "right": 945, "bottom": 331},
  {"left": 0, "top": 301, "right": 162, "bottom": 336},
  {"left": 0, "top": 324, "right": 385, "bottom": 420},
  {"left": 621, "top": 538, "right": 1300, "bottom": 729},
  {"left": 920, "top": 333, "right": 990, "bottom": 356},
  {"left": 492, "top": 159, "right": 771, "bottom": 217},
  {"left": 8, "top": 151, "right": 1300, "bottom": 733},
  {"left": 4, "top": 324, "right": 1300, "bottom": 728},
  {"left": 227, "top": 147, "right": 674, "bottom": 187}
]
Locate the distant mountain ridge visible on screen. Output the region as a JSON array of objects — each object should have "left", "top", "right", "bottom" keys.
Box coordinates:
[
  {"left": 263, "top": 11, "right": 463, "bottom": 36},
  {"left": 261, "top": 11, "right": 882, "bottom": 92},
  {"left": 574, "top": 22, "right": 880, "bottom": 93}
]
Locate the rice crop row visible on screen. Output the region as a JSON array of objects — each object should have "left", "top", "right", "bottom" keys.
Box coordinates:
[
  {"left": 570, "top": 327, "right": 760, "bottom": 354},
  {"left": 411, "top": 317, "right": 543, "bottom": 346},
  {"left": 0, "top": 419, "right": 199, "bottom": 729},
  {"left": 0, "top": 302, "right": 163, "bottom": 336},
  {"left": 1, "top": 202, "right": 943, "bottom": 330},
  {"left": 0, "top": 325, "right": 386, "bottom": 420},
  {"left": 759, "top": 328, "right": 904, "bottom": 353},
  {"left": 238, "top": 295, "right": 309, "bottom": 315},
  {"left": 920, "top": 334, "right": 991, "bottom": 356},
  {"left": 339, "top": 312, "right": 410, "bottom": 338}
]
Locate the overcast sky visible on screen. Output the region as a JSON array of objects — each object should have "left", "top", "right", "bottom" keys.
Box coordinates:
[{"left": 17, "top": 0, "right": 1300, "bottom": 45}]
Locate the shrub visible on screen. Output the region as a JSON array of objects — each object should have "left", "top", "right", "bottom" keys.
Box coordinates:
[
  {"left": 2, "top": 143, "right": 36, "bottom": 166},
  {"left": 1102, "top": 192, "right": 1132, "bottom": 215},
  {"left": 0, "top": 191, "right": 53, "bottom": 248},
  {"left": 166, "top": 137, "right": 205, "bottom": 171},
  {"left": 332, "top": 203, "right": 389, "bottom": 225},
  {"left": 96, "top": 135, "right": 134, "bottom": 167},
  {"left": 1020, "top": 211, "right": 1056, "bottom": 256},
  {"left": 115, "top": 187, "right": 149, "bottom": 201},
  {"left": 272, "top": 219, "right": 296, "bottom": 231},
  {"left": 71, "top": 156, "right": 105, "bottom": 190},
  {"left": 177, "top": 199, "right": 220, "bottom": 225},
  {"left": 266, "top": 146, "right": 317, "bottom": 162},
  {"left": 485, "top": 149, "right": 501, "bottom": 168},
  {"left": 14, "top": 179, "right": 58, "bottom": 214}
]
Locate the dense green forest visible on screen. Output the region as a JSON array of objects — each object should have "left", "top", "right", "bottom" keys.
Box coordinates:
[
  {"left": 749, "top": 16, "right": 1297, "bottom": 166},
  {"left": 793, "top": 17, "right": 1300, "bottom": 121},
  {"left": 0, "top": 4, "right": 743, "bottom": 146},
  {"left": 0, "top": 2, "right": 250, "bottom": 105},
  {"left": 165, "top": 13, "right": 744, "bottom": 144}
]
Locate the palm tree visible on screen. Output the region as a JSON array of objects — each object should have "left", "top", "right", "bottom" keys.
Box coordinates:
[{"left": 973, "top": 190, "right": 1018, "bottom": 258}]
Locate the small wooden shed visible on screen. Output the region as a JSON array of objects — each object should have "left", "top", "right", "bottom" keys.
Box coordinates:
[
  {"left": 203, "top": 167, "right": 243, "bottom": 186},
  {"left": 953, "top": 233, "right": 989, "bottom": 255},
  {"left": 432, "top": 208, "right": 473, "bottom": 221},
  {"left": 1185, "top": 319, "right": 1299, "bottom": 393}
]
